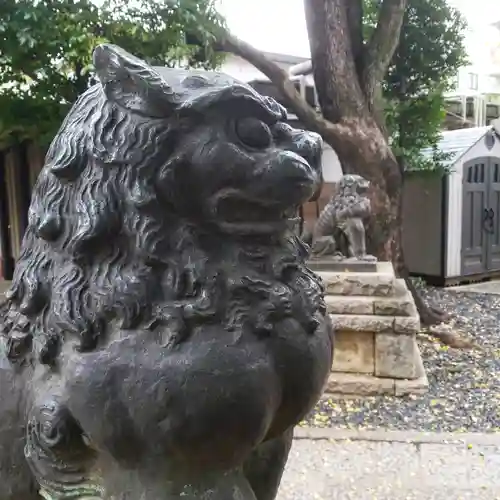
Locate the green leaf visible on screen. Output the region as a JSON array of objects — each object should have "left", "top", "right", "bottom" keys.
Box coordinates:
[
  {"left": 0, "top": 0, "right": 226, "bottom": 144},
  {"left": 365, "top": 0, "right": 468, "bottom": 173}
]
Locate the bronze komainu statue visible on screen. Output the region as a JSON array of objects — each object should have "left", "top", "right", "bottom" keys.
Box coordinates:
[
  {"left": 304, "top": 174, "right": 376, "bottom": 261},
  {"left": 0, "top": 44, "right": 333, "bottom": 500}
]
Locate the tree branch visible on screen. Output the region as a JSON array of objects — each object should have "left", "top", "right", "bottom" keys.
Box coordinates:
[
  {"left": 363, "top": 0, "right": 407, "bottom": 108},
  {"left": 219, "top": 31, "right": 395, "bottom": 176},
  {"left": 343, "top": 0, "right": 364, "bottom": 79},
  {"left": 220, "top": 31, "right": 343, "bottom": 139}
]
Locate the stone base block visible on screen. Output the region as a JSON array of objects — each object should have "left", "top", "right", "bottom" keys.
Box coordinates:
[
  {"left": 325, "top": 295, "right": 418, "bottom": 317},
  {"left": 329, "top": 313, "right": 420, "bottom": 334},
  {"left": 318, "top": 262, "right": 396, "bottom": 297},
  {"left": 332, "top": 330, "right": 374, "bottom": 374},
  {"left": 326, "top": 346, "right": 428, "bottom": 397},
  {"left": 394, "top": 349, "right": 429, "bottom": 396},
  {"left": 325, "top": 372, "right": 395, "bottom": 397},
  {"left": 373, "top": 297, "right": 417, "bottom": 317},
  {"left": 375, "top": 333, "right": 416, "bottom": 379},
  {"left": 307, "top": 258, "right": 378, "bottom": 273},
  {"left": 326, "top": 296, "right": 375, "bottom": 315}
]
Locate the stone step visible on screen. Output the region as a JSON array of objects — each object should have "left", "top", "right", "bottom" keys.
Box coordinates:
[
  {"left": 325, "top": 294, "right": 417, "bottom": 317},
  {"left": 329, "top": 313, "right": 420, "bottom": 335},
  {"left": 316, "top": 262, "right": 397, "bottom": 297}
]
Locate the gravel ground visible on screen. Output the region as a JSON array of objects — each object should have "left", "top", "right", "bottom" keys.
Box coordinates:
[{"left": 302, "top": 285, "right": 500, "bottom": 433}]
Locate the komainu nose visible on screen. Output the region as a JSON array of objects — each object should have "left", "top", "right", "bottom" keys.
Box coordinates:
[
  {"left": 286, "top": 130, "right": 323, "bottom": 175},
  {"left": 272, "top": 123, "right": 323, "bottom": 172},
  {"left": 301, "top": 131, "right": 323, "bottom": 170}
]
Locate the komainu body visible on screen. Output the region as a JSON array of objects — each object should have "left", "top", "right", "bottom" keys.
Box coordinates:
[{"left": 0, "top": 44, "right": 333, "bottom": 500}]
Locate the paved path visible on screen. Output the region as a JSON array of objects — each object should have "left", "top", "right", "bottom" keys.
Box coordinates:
[{"left": 278, "top": 429, "right": 500, "bottom": 499}]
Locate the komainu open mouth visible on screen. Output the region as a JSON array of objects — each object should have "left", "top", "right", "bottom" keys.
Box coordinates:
[
  {"left": 217, "top": 197, "right": 282, "bottom": 223},
  {"left": 212, "top": 191, "right": 296, "bottom": 234}
]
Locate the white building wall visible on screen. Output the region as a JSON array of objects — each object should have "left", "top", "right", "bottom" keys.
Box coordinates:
[
  {"left": 219, "top": 53, "right": 305, "bottom": 82},
  {"left": 219, "top": 54, "right": 271, "bottom": 82},
  {"left": 321, "top": 145, "right": 343, "bottom": 183},
  {"left": 447, "top": 18, "right": 500, "bottom": 97}
]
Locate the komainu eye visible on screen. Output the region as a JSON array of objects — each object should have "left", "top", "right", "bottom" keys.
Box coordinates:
[{"left": 235, "top": 117, "right": 272, "bottom": 149}]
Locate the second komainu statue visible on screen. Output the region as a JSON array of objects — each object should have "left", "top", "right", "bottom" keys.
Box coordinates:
[
  {"left": 305, "top": 174, "right": 377, "bottom": 262},
  {"left": 0, "top": 44, "right": 333, "bottom": 499}
]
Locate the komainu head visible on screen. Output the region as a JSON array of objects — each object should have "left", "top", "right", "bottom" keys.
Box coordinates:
[
  {"left": 2, "top": 43, "right": 324, "bottom": 366},
  {"left": 338, "top": 174, "right": 370, "bottom": 197}
]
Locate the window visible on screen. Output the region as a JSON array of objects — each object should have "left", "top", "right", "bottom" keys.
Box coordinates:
[
  {"left": 486, "top": 103, "right": 499, "bottom": 119},
  {"left": 468, "top": 72, "right": 479, "bottom": 90}
]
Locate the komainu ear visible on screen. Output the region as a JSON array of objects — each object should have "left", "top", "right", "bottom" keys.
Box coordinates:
[{"left": 92, "top": 43, "right": 179, "bottom": 117}]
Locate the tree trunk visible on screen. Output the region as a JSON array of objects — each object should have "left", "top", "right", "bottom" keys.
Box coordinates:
[{"left": 219, "top": 0, "right": 453, "bottom": 330}]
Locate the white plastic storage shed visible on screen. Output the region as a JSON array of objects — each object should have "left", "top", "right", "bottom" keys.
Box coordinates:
[{"left": 403, "top": 121, "right": 500, "bottom": 286}]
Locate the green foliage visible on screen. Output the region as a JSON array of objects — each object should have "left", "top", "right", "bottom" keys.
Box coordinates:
[
  {"left": 365, "top": 0, "right": 468, "bottom": 174},
  {"left": 0, "top": 0, "right": 225, "bottom": 147},
  {"left": 385, "top": 89, "right": 454, "bottom": 174}
]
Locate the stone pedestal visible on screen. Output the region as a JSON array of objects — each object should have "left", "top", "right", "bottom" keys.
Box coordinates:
[{"left": 314, "top": 261, "right": 428, "bottom": 397}]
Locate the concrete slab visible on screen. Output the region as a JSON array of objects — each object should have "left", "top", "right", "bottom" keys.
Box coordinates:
[
  {"left": 278, "top": 431, "right": 500, "bottom": 499},
  {"left": 293, "top": 427, "right": 500, "bottom": 446},
  {"left": 448, "top": 280, "right": 500, "bottom": 294}
]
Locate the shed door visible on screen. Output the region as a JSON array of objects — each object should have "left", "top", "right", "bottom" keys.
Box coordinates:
[
  {"left": 487, "top": 158, "right": 500, "bottom": 270},
  {"left": 462, "top": 157, "right": 500, "bottom": 275},
  {"left": 462, "top": 159, "right": 488, "bottom": 275}
]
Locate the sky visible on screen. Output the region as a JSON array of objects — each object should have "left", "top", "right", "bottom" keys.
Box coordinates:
[
  {"left": 218, "top": 0, "right": 311, "bottom": 57},
  {"left": 218, "top": 0, "right": 500, "bottom": 69}
]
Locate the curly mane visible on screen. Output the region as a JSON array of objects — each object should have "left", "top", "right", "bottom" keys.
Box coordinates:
[{"left": 1, "top": 46, "right": 325, "bottom": 368}]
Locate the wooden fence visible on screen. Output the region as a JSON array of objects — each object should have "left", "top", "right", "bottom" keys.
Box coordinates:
[{"left": 0, "top": 141, "right": 45, "bottom": 279}]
